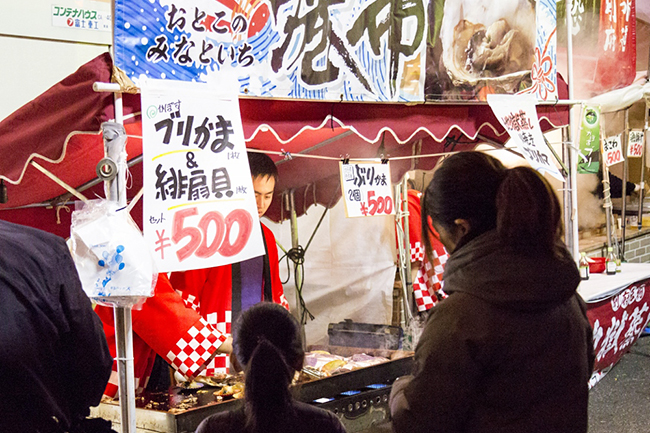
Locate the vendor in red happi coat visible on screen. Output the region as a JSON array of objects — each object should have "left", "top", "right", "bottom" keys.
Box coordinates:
[
  {"left": 96, "top": 151, "right": 288, "bottom": 397},
  {"left": 402, "top": 179, "right": 448, "bottom": 312}
]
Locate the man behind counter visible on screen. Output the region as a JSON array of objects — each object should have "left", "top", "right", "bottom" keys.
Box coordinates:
[
  {"left": 97, "top": 151, "right": 289, "bottom": 398},
  {"left": 170, "top": 150, "right": 290, "bottom": 376}
]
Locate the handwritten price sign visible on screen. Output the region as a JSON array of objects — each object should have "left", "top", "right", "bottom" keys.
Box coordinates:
[
  {"left": 603, "top": 135, "right": 624, "bottom": 167},
  {"left": 167, "top": 207, "right": 253, "bottom": 261},
  {"left": 628, "top": 130, "right": 644, "bottom": 158},
  {"left": 340, "top": 160, "right": 394, "bottom": 218},
  {"left": 142, "top": 79, "right": 264, "bottom": 272}
]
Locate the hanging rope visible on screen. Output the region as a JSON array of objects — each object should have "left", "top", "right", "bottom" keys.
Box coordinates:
[
  {"left": 284, "top": 245, "right": 313, "bottom": 325},
  {"left": 55, "top": 204, "right": 71, "bottom": 225}
]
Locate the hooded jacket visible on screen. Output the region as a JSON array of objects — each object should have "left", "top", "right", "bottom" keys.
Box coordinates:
[
  {"left": 390, "top": 230, "right": 594, "bottom": 433},
  {"left": 0, "top": 220, "right": 112, "bottom": 433}
]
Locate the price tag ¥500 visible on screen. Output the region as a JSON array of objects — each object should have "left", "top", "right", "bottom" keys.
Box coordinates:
[
  {"left": 628, "top": 130, "right": 644, "bottom": 158},
  {"left": 603, "top": 135, "right": 624, "bottom": 166}
]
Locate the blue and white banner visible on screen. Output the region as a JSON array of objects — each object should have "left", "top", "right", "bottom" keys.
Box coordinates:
[
  {"left": 114, "top": 0, "right": 557, "bottom": 102},
  {"left": 115, "top": 0, "right": 429, "bottom": 102}
]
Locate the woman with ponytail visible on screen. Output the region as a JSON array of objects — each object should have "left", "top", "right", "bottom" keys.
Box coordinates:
[
  {"left": 196, "top": 302, "right": 346, "bottom": 433},
  {"left": 389, "top": 152, "right": 594, "bottom": 433}
]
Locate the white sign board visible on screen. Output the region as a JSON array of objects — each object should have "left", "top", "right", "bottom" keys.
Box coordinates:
[
  {"left": 141, "top": 79, "right": 264, "bottom": 272},
  {"left": 340, "top": 160, "right": 394, "bottom": 218},
  {"left": 51, "top": 4, "right": 111, "bottom": 32},
  {"left": 628, "top": 130, "right": 644, "bottom": 158},
  {"left": 603, "top": 135, "right": 624, "bottom": 166},
  {"left": 487, "top": 94, "right": 564, "bottom": 181}
]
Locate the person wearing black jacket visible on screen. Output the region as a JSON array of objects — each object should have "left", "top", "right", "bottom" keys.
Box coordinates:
[
  {"left": 595, "top": 171, "right": 640, "bottom": 199},
  {"left": 390, "top": 152, "right": 594, "bottom": 433},
  {"left": 196, "top": 302, "right": 346, "bottom": 433},
  {"left": 0, "top": 220, "right": 113, "bottom": 433}
]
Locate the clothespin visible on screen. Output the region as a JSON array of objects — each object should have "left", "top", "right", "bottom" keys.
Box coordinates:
[{"left": 281, "top": 148, "right": 293, "bottom": 161}]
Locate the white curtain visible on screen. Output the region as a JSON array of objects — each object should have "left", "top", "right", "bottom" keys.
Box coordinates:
[{"left": 265, "top": 200, "right": 397, "bottom": 347}]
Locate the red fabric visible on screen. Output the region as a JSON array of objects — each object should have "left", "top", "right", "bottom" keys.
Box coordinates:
[
  {"left": 594, "top": 0, "right": 636, "bottom": 93},
  {"left": 405, "top": 190, "right": 444, "bottom": 259},
  {"left": 0, "top": 52, "right": 569, "bottom": 229},
  {"left": 95, "top": 273, "right": 226, "bottom": 398},
  {"left": 0, "top": 53, "right": 112, "bottom": 183},
  {"left": 169, "top": 223, "right": 288, "bottom": 375},
  {"left": 586, "top": 277, "right": 650, "bottom": 387},
  {"left": 238, "top": 91, "right": 569, "bottom": 144},
  {"left": 402, "top": 190, "right": 448, "bottom": 312}
]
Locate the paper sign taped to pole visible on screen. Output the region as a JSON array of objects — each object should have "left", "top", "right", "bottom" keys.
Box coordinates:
[
  {"left": 141, "top": 79, "right": 264, "bottom": 272},
  {"left": 603, "top": 135, "right": 624, "bottom": 166},
  {"left": 628, "top": 130, "right": 644, "bottom": 158},
  {"left": 340, "top": 160, "right": 394, "bottom": 218},
  {"left": 487, "top": 94, "right": 564, "bottom": 181}
]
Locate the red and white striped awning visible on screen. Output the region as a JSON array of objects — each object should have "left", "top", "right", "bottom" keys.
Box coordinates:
[{"left": 0, "top": 53, "right": 568, "bottom": 234}]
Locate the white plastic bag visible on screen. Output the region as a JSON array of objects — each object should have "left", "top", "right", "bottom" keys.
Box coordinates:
[{"left": 68, "top": 200, "right": 156, "bottom": 306}]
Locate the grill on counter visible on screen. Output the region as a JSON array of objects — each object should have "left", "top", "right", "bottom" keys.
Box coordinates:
[{"left": 92, "top": 347, "right": 414, "bottom": 433}]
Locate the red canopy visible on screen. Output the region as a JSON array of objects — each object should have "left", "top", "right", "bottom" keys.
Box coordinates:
[{"left": 0, "top": 53, "right": 569, "bottom": 235}]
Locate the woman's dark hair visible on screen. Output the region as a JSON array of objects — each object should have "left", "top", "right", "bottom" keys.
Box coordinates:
[
  {"left": 233, "top": 302, "right": 304, "bottom": 433},
  {"left": 421, "top": 151, "right": 562, "bottom": 254}
]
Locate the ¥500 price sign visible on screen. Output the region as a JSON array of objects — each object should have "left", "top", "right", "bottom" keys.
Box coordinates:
[
  {"left": 628, "top": 130, "right": 645, "bottom": 158},
  {"left": 603, "top": 135, "right": 624, "bottom": 167},
  {"left": 166, "top": 206, "right": 253, "bottom": 261},
  {"left": 340, "top": 160, "right": 395, "bottom": 218},
  {"left": 151, "top": 205, "right": 260, "bottom": 272}
]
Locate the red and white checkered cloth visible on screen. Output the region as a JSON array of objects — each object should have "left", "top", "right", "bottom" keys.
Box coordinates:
[
  {"left": 191, "top": 296, "right": 291, "bottom": 376},
  {"left": 411, "top": 241, "right": 449, "bottom": 312},
  {"left": 166, "top": 317, "right": 226, "bottom": 378}
]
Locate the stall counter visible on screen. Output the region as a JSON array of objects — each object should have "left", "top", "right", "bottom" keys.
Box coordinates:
[{"left": 578, "top": 263, "right": 650, "bottom": 387}]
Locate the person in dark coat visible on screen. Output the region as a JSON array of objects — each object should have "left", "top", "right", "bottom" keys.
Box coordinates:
[
  {"left": 389, "top": 152, "right": 595, "bottom": 433},
  {"left": 196, "top": 302, "right": 346, "bottom": 433},
  {"left": 0, "top": 220, "right": 113, "bottom": 433}
]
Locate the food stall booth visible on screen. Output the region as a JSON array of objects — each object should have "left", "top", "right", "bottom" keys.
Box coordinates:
[
  {"left": 0, "top": 49, "right": 572, "bottom": 432},
  {"left": 2, "top": 0, "right": 635, "bottom": 431},
  {"left": 574, "top": 74, "right": 650, "bottom": 386}
]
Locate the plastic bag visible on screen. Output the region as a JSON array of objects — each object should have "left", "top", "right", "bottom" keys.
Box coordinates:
[{"left": 68, "top": 199, "right": 157, "bottom": 307}]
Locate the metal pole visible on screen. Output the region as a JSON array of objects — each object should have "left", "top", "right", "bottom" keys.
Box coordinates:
[
  {"left": 562, "top": 126, "right": 572, "bottom": 248},
  {"left": 288, "top": 189, "right": 306, "bottom": 347},
  {"left": 102, "top": 120, "right": 137, "bottom": 433},
  {"left": 601, "top": 126, "right": 614, "bottom": 252},
  {"left": 621, "top": 110, "right": 629, "bottom": 259},
  {"left": 113, "top": 306, "right": 136, "bottom": 433},
  {"left": 564, "top": 0, "right": 579, "bottom": 259},
  {"left": 640, "top": 99, "right": 649, "bottom": 230},
  {"left": 109, "top": 2, "right": 137, "bottom": 430},
  {"left": 400, "top": 178, "right": 413, "bottom": 323}
]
